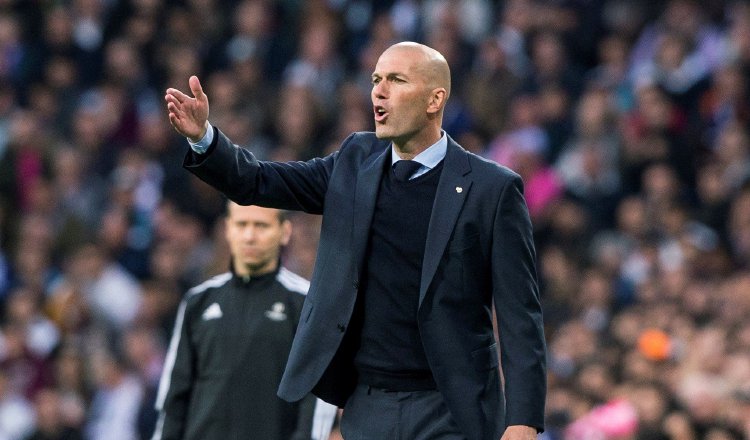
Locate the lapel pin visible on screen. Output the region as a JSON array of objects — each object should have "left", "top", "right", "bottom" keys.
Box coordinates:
[{"left": 456, "top": 186, "right": 463, "bottom": 193}]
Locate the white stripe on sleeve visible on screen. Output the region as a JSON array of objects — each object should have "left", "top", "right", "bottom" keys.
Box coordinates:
[{"left": 154, "top": 273, "right": 232, "bottom": 410}]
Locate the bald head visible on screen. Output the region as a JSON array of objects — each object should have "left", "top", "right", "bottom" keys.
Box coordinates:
[{"left": 383, "top": 42, "right": 451, "bottom": 101}]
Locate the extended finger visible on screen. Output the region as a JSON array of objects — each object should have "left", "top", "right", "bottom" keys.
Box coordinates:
[
  {"left": 165, "top": 95, "right": 185, "bottom": 109},
  {"left": 166, "top": 88, "right": 191, "bottom": 104},
  {"left": 189, "top": 76, "right": 205, "bottom": 100},
  {"left": 167, "top": 103, "right": 189, "bottom": 124},
  {"left": 167, "top": 100, "right": 191, "bottom": 120}
]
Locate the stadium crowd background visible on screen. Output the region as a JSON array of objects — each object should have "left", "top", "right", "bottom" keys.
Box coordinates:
[{"left": 1, "top": 0, "right": 750, "bottom": 439}]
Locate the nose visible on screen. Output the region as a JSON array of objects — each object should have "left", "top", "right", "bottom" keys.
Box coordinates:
[
  {"left": 242, "top": 225, "right": 257, "bottom": 242},
  {"left": 372, "top": 81, "right": 387, "bottom": 99}
]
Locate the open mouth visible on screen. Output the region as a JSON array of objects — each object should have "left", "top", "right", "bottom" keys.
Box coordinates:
[{"left": 374, "top": 106, "right": 388, "bottom": 123}]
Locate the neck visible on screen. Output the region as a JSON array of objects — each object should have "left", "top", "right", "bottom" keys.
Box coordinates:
[
  {"left": 234, "top": 261, "right": 278, "bottom": 279},
  {"left": 392, "top": 125, "right": 442, "bottom": 160}
]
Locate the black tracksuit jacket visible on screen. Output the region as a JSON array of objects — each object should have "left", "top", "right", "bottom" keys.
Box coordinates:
[{"left": 152, "top": 266, "right": 316, "bottom": 440}]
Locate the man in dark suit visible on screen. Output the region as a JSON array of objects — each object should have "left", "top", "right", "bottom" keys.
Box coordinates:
[{"left": 165, "top": 42, "right": 546, "bottom": 440}]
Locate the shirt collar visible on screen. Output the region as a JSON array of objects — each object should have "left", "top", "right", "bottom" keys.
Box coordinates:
[
  {"left": 230, "top": 259, "right": 281, "bottom": 286},
  {"left": 390, "top": 131, "right": 447, "bottom": 170}
]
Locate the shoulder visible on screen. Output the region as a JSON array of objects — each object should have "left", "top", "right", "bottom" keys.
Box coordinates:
[
  {"left": 184, "top": 272, "right": 233, "bottom": 304},
  {"left": 338, "top": 132, "right": 390, "bottom": 160},
  {"left": 275, "top": 267, "right": 310, "bottom": 296},
  {"left": 452, "top": 142, "right": 521, "bottom": 185},
  {"left": 345, "top": 131, "right": 380, "bottom": 146}
]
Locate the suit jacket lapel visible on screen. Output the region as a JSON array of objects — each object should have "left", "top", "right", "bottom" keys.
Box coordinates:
[
  {"left": 351, "top": 146, "right": 390, "bottom": 278},
  {"left": 420, "top": 139, "right": 472, "bottom": 306}
]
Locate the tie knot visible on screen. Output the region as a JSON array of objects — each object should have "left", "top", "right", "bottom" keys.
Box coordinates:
[{"left": 392, "top": 160, "right": 422, "bottom": 182}]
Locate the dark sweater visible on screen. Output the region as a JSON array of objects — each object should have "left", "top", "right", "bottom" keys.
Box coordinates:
[{"left": 354, "top": 160, "right": 444, "bottom": 391}]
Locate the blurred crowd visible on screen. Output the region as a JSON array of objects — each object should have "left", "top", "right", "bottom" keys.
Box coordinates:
[{"left": 1, "top": 0, "right": 750, "bottom": 439}]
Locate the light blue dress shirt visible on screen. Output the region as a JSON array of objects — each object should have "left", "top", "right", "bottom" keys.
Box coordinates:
[
  {"left": 390, "top": 132, "right": 447, "bottom": 180},
  {"left": 189, "top": 123, "right": 215, "bottom": 154}
]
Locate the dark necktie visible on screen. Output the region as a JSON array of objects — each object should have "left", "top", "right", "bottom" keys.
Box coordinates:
[{"left": 392, "top": 160, "right": 422, "bottom": 182}]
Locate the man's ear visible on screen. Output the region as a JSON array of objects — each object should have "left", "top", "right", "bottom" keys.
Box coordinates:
[
  {"left": 280, "top": 220, "right": 292, "bottom": 247},
  {"left": 427, "top": 88, "right": 447, "bottom": 115}
]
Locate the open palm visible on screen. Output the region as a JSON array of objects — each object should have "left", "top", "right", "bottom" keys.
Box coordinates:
[{"left": 165, "top": 75, "right": 210, "bottom": 142}]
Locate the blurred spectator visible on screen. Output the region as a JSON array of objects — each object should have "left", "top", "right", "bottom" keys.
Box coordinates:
[
  {"left": 630, "top": 30, "right": 711, "bottom": 103},
  {"left": 697, "top": 64, "right": 750, "bottom": 145},
  {"left": 630, "top": 0, "right": 725, "bottom": 82},
  {"left": 51, "top": 144, "right": 105, "bottom": 230},
  {"left": 493, "top": 0, "right": 533, "bottom": 77},
  {"left": 0, "top": 12, "right": 34, "bottom": 91},
  {"left": 84, "top": 344, "right": 143, "bottom": 440},
  {"left": 462, "top": 36, "right": 522, "bottom": 140},
  {"left": 555, "top": 87, "right": 622, "bottom": 229},
  {"left": 564, "top": 398, "right": 638, "bottom": 440},
  {"left": 421, "top": 0, "right": 494, "bottom": 46},
  {"left": 121, "top": 326, "right": 163, "bottom": 440},
  {"left": 271, "top": 84, "right": 326, "bottom": 160},
  {"left": 0, "top": 317, "right": 54, "bottom": 402},
  {"left": 284, "top": 13, "right": 345, "bottom": 120},
  {"left": 49, "top": 344, "right": 89, "bottom": 431},
  {"left": 0, "top": 368, "right": 35, "bottom": 440},
  {"left": 4, "top": 109, "right": 52, "bottom": 215},
  {"left": 24, "top": 387, "right": 84, "bottom": 440},
  {"left": 485, "top": 93, "right": 563, "bottom": 222},
  {"left": 5, "top": 286, "right": 59, "bottom": 360},
  {"left": 586, "top": 33, "right": 633, "bottom": 110},
  {"left": 61, "top": 242, "right": 142, "bottom": 330},
  {"left": 525, "top": 30, "right": 585, "bottom": 99},
  {"left": 323, "top": 80, "right": 372, "bottom": 153},
  {"left": 133, "top": 280, "right": 180, "bottom": 341},
  {"left": 710, "top": 121, "right": 750, "bottom": 192},
  {"left": 222, "top": 0, "right": 292, "bottom": 79},
  {"left": 619, "top": 84, "right": 694, "bottom": 192}
]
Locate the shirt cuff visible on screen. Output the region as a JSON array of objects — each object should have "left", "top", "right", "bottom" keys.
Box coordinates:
[{"left": 188, "top": 123, "right": 214, "bottom": 154}]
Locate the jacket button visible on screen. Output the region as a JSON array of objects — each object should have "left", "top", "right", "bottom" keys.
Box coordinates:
[{"left": 337, "top": 324, "right": 346, "bottom": 333}]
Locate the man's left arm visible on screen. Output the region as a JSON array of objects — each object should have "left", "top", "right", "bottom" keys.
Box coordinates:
[{"left": 491, "top": 174, "right": 547, "bottom": 436}]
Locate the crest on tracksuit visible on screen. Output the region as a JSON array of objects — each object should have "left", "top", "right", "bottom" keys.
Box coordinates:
[
  {"left": 264, "top": 302, "right": 288, "bottom": 321},
  {"left": 202, "top": 303, "right": 223, "bottom": 320}
]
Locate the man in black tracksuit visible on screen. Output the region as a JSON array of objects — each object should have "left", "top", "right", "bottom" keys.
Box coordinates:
[{"left": 152, "top": 203, "right": 334, "bottom": 440}]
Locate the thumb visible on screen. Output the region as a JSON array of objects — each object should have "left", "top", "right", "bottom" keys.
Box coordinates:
[{"left": 189, "top": 75, "right": 206, "bottom": 101}]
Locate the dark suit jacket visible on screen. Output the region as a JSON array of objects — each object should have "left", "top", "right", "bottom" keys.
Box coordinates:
[{"left": 185, "top": 128, "right": 547, "bottom": 440}]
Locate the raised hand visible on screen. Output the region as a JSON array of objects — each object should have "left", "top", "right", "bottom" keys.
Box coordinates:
[{"left": 165, "top": 75, "right": 210, "bottom": 142}]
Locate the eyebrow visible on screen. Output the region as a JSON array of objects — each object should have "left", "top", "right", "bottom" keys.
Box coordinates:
[{"left": 371, "top": 72, "right": 408, "bottom": 81}]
